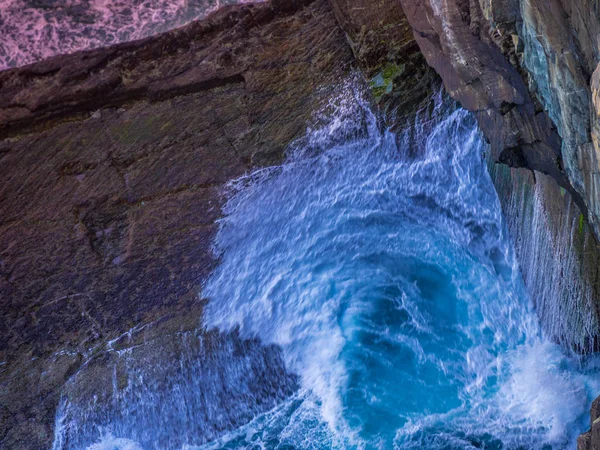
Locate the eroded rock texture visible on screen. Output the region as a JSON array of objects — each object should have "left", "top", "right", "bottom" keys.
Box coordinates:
[
  {"left": 0, "top": 0, "right": 438, "bottom": 447},
  {"left": 0, "top": 1, "right": 355, "bottom": 447},
  {"left": 398, "top": 0, "right": 600, "bottom": 241},
  {"left": 328, "top": 0, "right": 438, "bottom": 124},
  {"left": 578, "top": 396, "right": 600, "bottom": 450},
  {"left": 399, "top": 0, "right": 578, "bottom": 200},
  {"left": 518, "top": 0, "right": 600, "bottom": 240},
  {"left": 399, "top": 0, "right": 600, "bottom": 337}
]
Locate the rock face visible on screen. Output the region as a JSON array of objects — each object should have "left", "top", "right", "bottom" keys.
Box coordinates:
[
  {"left": 328, "top": 0, "right": 438, "bottom": 124},
  {"left": 578, "top": 396, "right": 600, "bottom": 450},
  {"left": 398, "top": 0, "right": 600, "bottom": 250},
  {"left": 0, "top": 0, "right": 437, "bottom": 448},
  {"left": 393, "top": 0, "right": 600, "bottom": 441},
  {"left": 518, "top": 0, "right": 600, "bottom": 231},
  {"left": 398, "top": 0, "right": 579, "bottom": 203},
  {"left": 489, "top": 162, "right": 600, "bottom": 352},
  {"left": 0, "top": 1, "right": 355, "bottom": 447},
  {"left": 400, "top": 1, "right": 600, "bottom": 335}
]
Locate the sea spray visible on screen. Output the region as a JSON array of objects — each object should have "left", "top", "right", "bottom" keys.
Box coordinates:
[
  {"left": 51, "top": 85, "right": 600, "bottom": 450},
  {"left": 489, "top": 164, "right": 600, "bottom": 353},
  {"left": 202, "top": 85, "right": 600, "bottom": 449},
  {"left": 51, "top": 331, "right": 296, "bottom": 450}
]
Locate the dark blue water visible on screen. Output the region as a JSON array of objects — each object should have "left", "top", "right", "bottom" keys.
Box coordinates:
[
  {"left": 199, "top": 89, "right": 600, "bottom": 449},
  {"left": 53, "top": 86, "right": 600, "bottom": 450}
]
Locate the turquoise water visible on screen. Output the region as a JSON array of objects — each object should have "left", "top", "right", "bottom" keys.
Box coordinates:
[
  {"left": 199, "top": 89, "right": 600, "bottom": 449},
  {"left": 55, "top": 87, "right": 600, "bottom": 450}
]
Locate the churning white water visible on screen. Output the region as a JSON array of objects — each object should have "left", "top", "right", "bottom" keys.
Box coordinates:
[
  {"left": 200, "top": 87, "right": 600, "bottom": 449},
  {"left": 53, "top": 85, "right": 600, "bottom": 450}
]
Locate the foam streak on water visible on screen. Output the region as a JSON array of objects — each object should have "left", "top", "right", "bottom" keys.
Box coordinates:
[
  {"left": 55, "top": 86, "right": 600, "bottom": 450},
  {"left": 200, "top": 86, "right": 600, "bottom": 449},
  {"left": 0, "top": 0, "right": 260, "bottom": 70}
]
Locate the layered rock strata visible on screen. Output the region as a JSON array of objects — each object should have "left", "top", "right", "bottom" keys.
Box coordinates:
[
  {"left": 0, "top": 0, "right": 435, "bottom": 447},
  {"left": 0, "top": 1, "right": 353, "bottom": 447},
  {"left": 399, "top": 0, "right": 600, "bottom": 348},
  {"left": 578, "top": 396, "right": 600, "bottom": 450}
]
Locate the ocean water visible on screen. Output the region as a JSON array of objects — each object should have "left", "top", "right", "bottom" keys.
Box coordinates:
[
  {"left": 198, "top": 88, "right": 600, "bottom": 449},
  {"left": 56, "top": 86, "right": 600, "bottom": 449},
  {"left": 0, "top": 0, "right": 259, "bottom": 70}
]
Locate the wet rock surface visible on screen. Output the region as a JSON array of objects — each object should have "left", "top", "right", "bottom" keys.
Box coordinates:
[
  {"left": 517, "top": 0, "right": 600, "bottom": 243},
  {"left": 53, "top": 323, "right": 299, "bottom": 449},
  {"left": 328, "top": 0, "right": 439, "bottom": 126},
  {"left": 578, "top": 396, "right": 600, "bottom": 450},
  {"left": 0, "top": 0, "right": 437, "bottom": 446},
  {"left": 398, "top": 0, "right": 581, "bottom": 203},
  {"left": 0, "top": 0, "right": 355, "bottom": 447},
  {"left": 489, "top": 163, "right": 600, "bottom": 353}
]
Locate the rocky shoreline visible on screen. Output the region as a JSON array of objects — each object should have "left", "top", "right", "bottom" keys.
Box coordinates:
[
  {"left": 0, "top": 1, "right": 356, "bottom": 446},
  {"left": 1, "top": 0, "right": 600, "bottom": 448},
  {"left": 0, "top": 0, "right": 436, "bottom": 446}
]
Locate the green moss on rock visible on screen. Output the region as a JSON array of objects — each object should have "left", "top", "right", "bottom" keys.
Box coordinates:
[{"left": 369, "top": 62, "right": 405, "bottom": 102}]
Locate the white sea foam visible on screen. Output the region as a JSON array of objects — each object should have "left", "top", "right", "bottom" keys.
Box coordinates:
[
  {"left": 86, "top": 435, "right": 143, "bottom": 450},
  {"left": 52, "top": 84, "right": 600, "bottom": 450},
  {"left": 202, "top": 85, "right": 600, "bottom": 449},
  {"left": 0, "top": 0, "right": 262, "bottom": 70}
]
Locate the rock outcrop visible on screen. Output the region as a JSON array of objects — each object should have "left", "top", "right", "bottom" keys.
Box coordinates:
[
  {"left": 489, "top": 162, "right": 600, "bottom": 352},
  {"left": 0, "top": 1, "right": 355, "bottom": 447},
  {"left": 578, "top": 396, "right": 600, "bottom": 450},
  {"left": 0, "top": 0, "right": 437, "bottom": 447},
  {"left": 398, "top": 0, "right": 600, "bottom": 346},
  {"left": 399, "top": 0, "right": 580, "bottom": 204}
]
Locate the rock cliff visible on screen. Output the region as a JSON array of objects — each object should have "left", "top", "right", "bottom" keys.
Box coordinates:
[
  {"left": 2, "top": 0, "right": 600, "bottom": 447},
  {"left": 393, "top": 0, "right": 600, "bottom": 444},
  {"left": 0, "top": 0, "right": 436, "bottom": 447},
  {"left": 399, "top": 0, "right": 600, "bottom": 228}
]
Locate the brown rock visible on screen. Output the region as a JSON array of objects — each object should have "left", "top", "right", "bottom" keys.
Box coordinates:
[
  {"left": 579, "top": 431, "right": 592, "bottom": 450},
  {"left": 0, "top": 0, "right": 356, "bottom": 447},
  {"left": 329, "top": 0, "right": 439, "bottom": 125},
  {"left": 593, "top": 419, "right": 600, "bottom": 450},
  {"left": 593, "top": 395, "right": 600, "bottom": 424},
  {"left": 396, "top": 0, "right": 600, "bottom": 247},
  {"left": 518, "top": 0, "right": 600, "bottom": 235},
  {"left": 0, "top": 0, "right": 445, "bottom": 445}
]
